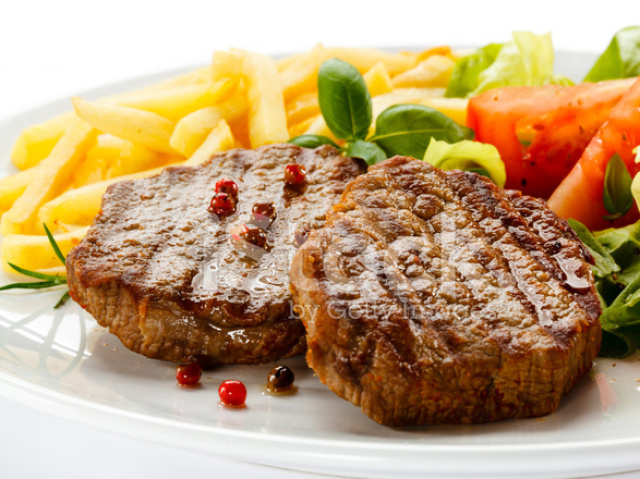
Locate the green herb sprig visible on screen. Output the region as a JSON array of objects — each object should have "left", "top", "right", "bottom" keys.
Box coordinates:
[
  {"left": 289, "top": 58, "right": 474, "bottom": 165},
  {"left": 0, "top": 224, "right": 69, "bottom": 308}
]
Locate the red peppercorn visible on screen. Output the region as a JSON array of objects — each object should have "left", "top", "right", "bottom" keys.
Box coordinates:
[
  {"left": 208, "top": 192, "right": 236, "bottom": 217},
  {"left": 215, "top": 178, "right": 238, "bottom": 197},
  {"left": 239, "top": 224, "right": 268, "bottom": 248},
  {"left": 176, "top": 361, "right": 202, "bottom": 387},
  {"left": 284, "top": 163, "right": 306, "bottom": 186},
  {"left": 218, "top": 380, "right": 247, "bottom": 407}
]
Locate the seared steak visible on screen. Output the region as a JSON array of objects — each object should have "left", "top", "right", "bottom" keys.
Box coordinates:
[
  {"left": 290, "top": 156, "right": 601, "bottom": 427},
  {"left": 66, "top": 144, "right": 363, "bottom": 365}
]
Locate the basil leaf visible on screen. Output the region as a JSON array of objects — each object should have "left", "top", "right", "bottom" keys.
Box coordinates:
[
  {"left": 445, "top": 43, "right": 502, "bottom": 98},
  {"left": 371, "top": 104, "right": 474, "bottom": 160},
  {"left": 567, "top": 218, "right": 620, "bottom": 278},
  {"left": 584, "top": 26, "right": 640, "bottom": 82},
  {"left": 288, "top": 134, "right": 339, "bottom": 149},
  {"left": 344, "top": 140, "right": 387, "bottom": 166},
  {"left": 317, "top": 58, "right": 372, "bottom": 141},
  {"left": 603, "top": 153, "right": 633, "bottom": 220}
]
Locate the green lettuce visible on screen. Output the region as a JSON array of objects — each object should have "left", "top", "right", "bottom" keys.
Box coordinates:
[
  {"left": 584, "top": 26, "right": 640, "bottom": 82},
  {"left": 444, "top": 43, "right": 502, "bottom": 98},
  {"left": 571, "top": 218, "right": 640, "bottom": 357},
  {"left": 445, "top": 31, "right": 573, "bottom": 98},
  {"left": 567, "top": 219, "right": 619, "bottom": 279},
  {"left": 423, "top": 138, "right": 506, "bottom": 187}
]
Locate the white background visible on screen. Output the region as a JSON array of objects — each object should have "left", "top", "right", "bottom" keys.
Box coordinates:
[{"left": 1, "top": 1, "right": 640, "bottom": 478}]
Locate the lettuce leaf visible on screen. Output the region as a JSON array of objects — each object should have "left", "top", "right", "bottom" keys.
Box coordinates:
[
  {"left": 423, "top": 138, "right": 506, "bottom": 187},
  {"left": 584, "top": 220, "right": 640, "bottom": 357},
  {"left": 569, "top": 218, "right": 640, "bottom": 357},
  {"left": 445, "top": 43, "right": 502, "bottom": 98},
  {"left": 584, "top": 26, "right": 640, "bottom": 82},
  {"left": 598, "top": 272, "right": 640, "bottom": 358},
  {"left": 445, "top": 31, "right": 573, "bottom": 99},
  {"left": 595, "top": 221, "right": 640, "bottom": 287},
  {"left": 567, "top": 219, "right": 619, "bottom": 279}
]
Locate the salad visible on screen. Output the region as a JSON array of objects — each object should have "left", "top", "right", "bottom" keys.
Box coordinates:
[
  {"left": 292, "top": 27, "right": 640, "bottom": 359},
  {"left": 457, "top": 27, "right": 640, "bottom": 358}
]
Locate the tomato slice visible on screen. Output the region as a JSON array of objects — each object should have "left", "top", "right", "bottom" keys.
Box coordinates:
[
  {"left": 547, "top": 76, "right": 640, "bottom": 230},
  {"left": 466, "top": 78, "right": 635, "bottom": 198}
]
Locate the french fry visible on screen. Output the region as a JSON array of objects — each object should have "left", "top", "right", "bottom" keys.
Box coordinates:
[
  {"left": 108, "top": 153, "right": 177, "bottom": 179},
  {"left": 1, "top": 227, "right": 89, "bottom": 274},
  {"left": 288, "top": 115, "right": 318, "bottom": 139},
  {"left": 72, "top": 97, "right": 175, "bottom": 154},
  {"left": 276, "top": 51, "right": 306, "bottom": 72},
  {"left": 73, "top": 134, "right": 175, "bottom": 187},
  {"left": 72, "top": 141, "right": 110, "bottom": 187},
  {"left": 1, "top": 117, "right": 97, "bottom": 236},
  {"left": 326, "top": 48, "right": 417, "bottom": 76},
  {"left": 102, "top": 135, "right": 177, "bottom": 179},
  {"left": 211, "top": 50, "right": 244, "bottom": 81},
  {"left": 10, "top": 111, "right": 76, "bottom": 170},
  {"left": 303, "top": 114, "right": 338, "bottom": 142},
  {"left": 116, "top": 79, "right": 237, "bottom": 121},
  {"left": 38, "top": 164, "right": 181, "bottom": 230},
  {"left": 0, "top": 168, "right": 39, "bottom": 214},
  {"left": 391, "top": 55, "right": 456, "bottom": 88},
  {"left": 107, "top": 66, "right": 213, "bottom": 103},
  {"left": 145, "top": 66, "right": 212, "bottom": 87},
  {"left": 416, "top": 46, "right": 454, "bottom": 62},
  {"left": 363, "top": 62, "right": 393, "bottom": 97},
  {"left": 229, "top": 120, "right": 251, "bottom": 149},
  {"left": 280, "top": 43, "right": 328, "bottom": 102},
  {"left": 418, "top": 97, "right": 469, "bottom": 126},
  {"left": 286, "top": 91, "right": 320, "bottom": 126},
  {"left": 233, "top": 49, "right": 288, "bottom": 147},
  {"left": 170, "top": 92, "right": 248, "bottom": 157},
  {"left": 372, "top": 87, "right": 447, "bottom": 117},
  {"left": 183, "top": 120, "right": 235, "bottom": 166}
]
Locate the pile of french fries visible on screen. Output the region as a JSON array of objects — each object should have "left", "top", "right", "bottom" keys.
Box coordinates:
[{"left": 0, "top": 45, "right": 468, "bottom": 275}]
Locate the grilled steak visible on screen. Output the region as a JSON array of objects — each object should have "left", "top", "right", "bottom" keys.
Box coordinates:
[
  {"left": 290, "top": 156, "right": 601, "bottom": 427},
  {"left": 66, "top": 144, "right": 363, "bottom": 365}
]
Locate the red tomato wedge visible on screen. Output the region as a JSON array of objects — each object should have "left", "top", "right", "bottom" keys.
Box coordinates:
[
  {"left": 547, "top": 76, "right": 640, "bottom": 230},
  {"left": 467, "top": 78, "right": 635, "bottom": 198}
]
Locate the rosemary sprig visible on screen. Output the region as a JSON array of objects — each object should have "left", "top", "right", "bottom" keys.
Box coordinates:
[{"left": 0, "top": 224, "right": 69, "bottom": 308}]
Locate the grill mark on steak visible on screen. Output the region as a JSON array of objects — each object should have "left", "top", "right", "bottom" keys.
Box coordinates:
[
  {"left": 290, "top": 155, "right": 601, "bottom": 426},
  {"left": 67, "top": 144, "right": 364, "bottom": 365},
  {"left": 444, "top": 171, "right": 592, "bottom": 339}
]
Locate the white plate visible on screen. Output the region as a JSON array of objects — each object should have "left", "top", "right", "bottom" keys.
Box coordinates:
[{"left": 1, "top": 52, "right": 640, "bottom": 479}]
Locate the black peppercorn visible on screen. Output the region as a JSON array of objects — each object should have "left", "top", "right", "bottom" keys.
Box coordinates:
[{"left": 267, "top": 365, "right": 295, "bottom": 393}]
